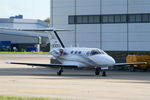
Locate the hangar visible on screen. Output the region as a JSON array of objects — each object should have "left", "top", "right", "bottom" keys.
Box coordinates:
[
  {"left": 0, "top": 17, "right": 49, "bottom": 51},
  {"left": 51, "top": 0, "right": 150, "bottom": 51}
]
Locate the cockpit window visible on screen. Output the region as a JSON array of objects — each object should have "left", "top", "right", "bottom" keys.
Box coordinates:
[
  {"left": 87, "top": 49, "right": 105, "bottom": 56},
  {"left": 86, "top": 51, "right": 91, "bottom": 56},
  {"left": 91, "top": 50, "right": 101, "bottom": 55}
]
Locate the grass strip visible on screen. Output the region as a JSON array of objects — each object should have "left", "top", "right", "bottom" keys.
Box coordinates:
[{"left": 0, "top": 95, "right": 66, "bottom": 100}]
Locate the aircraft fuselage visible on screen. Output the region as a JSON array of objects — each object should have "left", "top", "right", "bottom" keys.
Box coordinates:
[{"left": 51, "top": 47, "right": 116, "bottom": 69}]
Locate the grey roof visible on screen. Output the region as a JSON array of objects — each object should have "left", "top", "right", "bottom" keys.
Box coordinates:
[
  {"left": 0, "top": 18, "right": 49, "bottom": 27},
  {"left": 0, "top": 18, "right": 49, "bottom": 37},
  {"left": 0, "top": 29, "right": 48, "bottom": 37}
]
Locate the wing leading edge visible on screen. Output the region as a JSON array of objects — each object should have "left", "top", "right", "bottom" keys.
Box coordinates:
[
  {"left": 7, "top": 62, "right": 78, "bottom": 68},
  {"left": 114, "top": 62, "right": 147, "bottom": 66}
]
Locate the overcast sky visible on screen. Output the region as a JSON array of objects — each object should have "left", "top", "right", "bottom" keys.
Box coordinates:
[{"left": 0, "top": 0, "right": 50, "bottom": 20}]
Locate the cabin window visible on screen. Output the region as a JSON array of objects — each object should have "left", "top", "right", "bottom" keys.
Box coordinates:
[
  {"left": 78, "top": 51, "right": 81, "bottom": 54},
  {"left": 75, "top": 51, "right": 78, "bottom": 54},
  {"left": 71, "top": 51, "right": 74, "bottom": 54},
  {"left": 59, "top": 49, "right": 64, "bottom": 55}
]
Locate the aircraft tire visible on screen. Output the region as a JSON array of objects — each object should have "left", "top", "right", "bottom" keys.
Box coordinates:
[
  {"left": 102, "top": 71, "right": 106, "bottom": 76},
  {"left": 129, "top": 65, "right": 135, "bottom": 72},
  {"left": 95, "top": 68, "right": 100, "bottom": 75},
  {"left": 57, "top": 71, "right": 62, "bottom": 75}
]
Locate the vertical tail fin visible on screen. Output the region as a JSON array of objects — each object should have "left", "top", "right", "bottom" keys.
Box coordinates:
[
  {"left": 48, "top": 31, "right": 65, "bottom": 50},
  {"left": 54, "top": 31, "right": 65, "bottom": 48}
]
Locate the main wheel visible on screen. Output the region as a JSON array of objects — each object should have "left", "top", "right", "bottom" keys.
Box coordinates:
[
  {"left": 57, "top": 71, "right": 62, "bottom": 75},
  {"left": 102, "top": 71, "right": 106, "bottom": 76},
  {"left": 129, "top": 65, "right": 135, "bottom": 72}
]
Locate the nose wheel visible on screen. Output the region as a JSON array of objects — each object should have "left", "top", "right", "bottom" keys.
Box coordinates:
[
  {"left": 95, "top": 68, "right": 101, "bottom": 75},
  {"left": 57, "top": 67, "right": 63, "bottom": 75},
  {"left": 95, "top": 67, "right": 107, "bottom": 76}
]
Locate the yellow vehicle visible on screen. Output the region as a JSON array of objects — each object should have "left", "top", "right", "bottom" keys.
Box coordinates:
[{"left": 126, "top": 55, "right": 150, "bottom": 71}]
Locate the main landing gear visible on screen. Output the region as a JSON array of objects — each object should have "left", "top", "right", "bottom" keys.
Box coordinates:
[
  {"left": 102, "top": 71, "right": 106, "bottom": 76},
  {"left": 57, "top": 67, "right": 63, "bottom": 75},
  {"left": 95, "top": 67, "right": 107, "bottom": 76}
]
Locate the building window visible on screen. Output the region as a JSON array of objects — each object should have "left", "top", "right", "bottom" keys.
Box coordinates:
[
  {"left": 94, "top": 16, "right": 100, "bottom": 23},
  {"left": 102, "top": 15, "right": 108, "bottom": 23},
  {"left": 142, "top": 14, "right": 149, "bottom": 22},
  {"left": 68, "top": 13, "right": 150, "bottom": 24},
  {"left": 82, "top": 16, "right": 89, "bottom": 24},
  {"left": 135, "top": 15, "right": 142, "bottom": 23},
  {"left": 68, "top": 16, "right": 75, "bottom": 24},
  {"left": 114, "top": 15, "right": 121, "bottom": 23},
  {"left": 129, "top": 15, "right": 136, "bottom": 23},
  {"left": 89, "top": 16, "right": 94, "bottom": 24},
  {"left": 76, "top": 16, "right": 82, "bottom": 24},
  {"left": 129, "top": 14, "right": 142, "bottom": 23},
  {"left": 108, "top": 15, "right": 114, "bottom": 23},
  {"left": 121, "top": 15, "right": 127, "bottom": 23},
  {"left": 89, "top": 15, "right": 100, "bottom": 24}
]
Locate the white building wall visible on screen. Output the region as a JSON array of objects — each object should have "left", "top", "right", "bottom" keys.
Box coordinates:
[
  {"left": 52, "top": 0, "right": 150, "bottom": 51},
  {"left": 76, "top": 24, "right": 100, "bottom": 48},
  {"left": 102, "top": 0, "right": 127, "bottom": 14},
  {"left": 128, "top": 0, "right": 150, "bottom": 13},
  {"left": 102, "top": 24, "right": 128, "bottom": 51},
  {"left": 128, "top": 0, "right": 150, "bottom": 51},
  {"left": 76, "top": 0, "right": 101, "bottom": 15},
  {"left": 53, "top": 0, "right": 76, "bottom": 47},
  {"left": 128, "top": 24, "right": 150, "bottom": 51},
  {"left": 75, "top": 0, "right": 101, "bottom": 48}
]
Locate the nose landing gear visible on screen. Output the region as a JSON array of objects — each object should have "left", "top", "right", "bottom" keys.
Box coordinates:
[
  {"left": 95, "top": 67, "right": 107, "bottom": 76},
  {"left": 95, "top": 67, "right": 101, "bottom": 75},
  {"left": 102, "top": 71, "right": 106, "bottom": 76},
  {"left": 57, "top": 67, "right": 63, "bottom": 75}
]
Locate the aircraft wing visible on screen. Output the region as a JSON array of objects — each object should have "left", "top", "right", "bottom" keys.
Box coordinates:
[
  {"left": 7, "top": 62, "right": 78, "bottom": 68},
  {"left": 114, "top": 62, "right": 147, "bottom": 66}
]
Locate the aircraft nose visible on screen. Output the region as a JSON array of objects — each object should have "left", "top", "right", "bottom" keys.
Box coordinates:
[
  {"left": 90, "top": 55, "right": 115, "bottom": 66},
  {"left": 106, "top": 55, "right": 116, "bottom": 65}
]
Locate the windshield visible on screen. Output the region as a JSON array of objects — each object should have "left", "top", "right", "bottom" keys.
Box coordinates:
[{"left": 90, "top": 50, "right": 105, "bottom": 56}]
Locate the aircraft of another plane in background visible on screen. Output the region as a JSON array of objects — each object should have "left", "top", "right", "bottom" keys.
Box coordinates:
[{"left": 0, "top": 27, "right": 146, "bottom": 76}]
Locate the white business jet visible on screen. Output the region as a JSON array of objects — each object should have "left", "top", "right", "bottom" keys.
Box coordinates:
[{"left": 1, "top": 28, "right": 146, "bottom": 76}]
